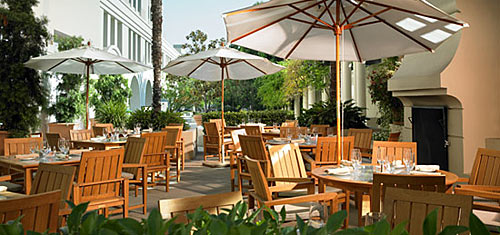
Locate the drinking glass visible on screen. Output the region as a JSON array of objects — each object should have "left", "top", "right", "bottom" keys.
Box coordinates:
[
  {"left": 365, "top": 212, "right": 386, "bottom": 226},
  {"left": 351, "top": 149, "right": 362, "bottom": 172},
  {"left": 30, "top": 142, "right": 39, "bottom": 154},
  {"left": 376, "top": 148, "right": 385, "bottom": 172},
  {"left": 58, "top": 138, "right": 69, "bottom": 155},
  {"left": 403, "top": 149, "right": 415, "bottom": 173}
]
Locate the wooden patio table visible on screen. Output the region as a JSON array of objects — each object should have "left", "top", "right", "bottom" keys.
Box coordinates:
[
  {"left": 0, "top": 150, "right": 85, "bottom": 193},
  {"left": 71, "top": 139, "right": 126, "bottom": 150},
  {"left": 311, "top": 165, "right": 458, "bottom": 226},
  {"left": 0, "top": 191, "right": 26, "bottom": 200}
]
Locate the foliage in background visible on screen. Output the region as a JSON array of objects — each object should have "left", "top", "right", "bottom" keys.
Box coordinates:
[
  {"left": 298, "top": 100, "right": 367, "bottom": 129},
  {"left": 126, "top": 107, "right": 188, "bottom": 131},
  {"left": 282, "top": 60, "right": 329, "bottom": 99},
  {"left": 48, "top": 35, "right": 85, "bottom": 123},
  {"left": 202, "top": 110, "right": 294, "bottom": 126},
  {"left": 90, "top": 74, "right": 131, "bottom": 111},
  {"left": 1, "top": 200, "right": 490, "bottom": 235},
  {"left": 0, "top": 0, "right": 50, "bottom": 137},
  {"left": 95, "top": 101, "right": 128, "bottom": 128},
  {"left": 367, "top": 57, "right": 403, "bottom": 135},
  {"left": 163, "top": 73, "right": 199, "bottom": 112},
  {"left": 218, "top": 79, "right": 265, "bottom": 111}
]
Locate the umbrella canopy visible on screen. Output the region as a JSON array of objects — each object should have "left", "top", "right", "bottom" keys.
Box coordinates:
[
  {"left": 25, "top": 45, "right": 151, "bottom": 128},
  {"left": 223, "top": 0, "right": 467, "bottom": 161},
  {"left": 163, "top": 47, "right": 284, "bottom": 162}
]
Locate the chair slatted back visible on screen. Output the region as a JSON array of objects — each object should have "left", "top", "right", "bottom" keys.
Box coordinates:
[
  {"left": 162, "top": 126, "right": 183, "bottom": 142},
  {"left": 280, "top": 127, "right": 296, "bottom": 138},
  {"left": 281, "top": 120, "right": 298, "bottom": 127},
  {"left": 469, "top": 148, "right": 500, "bottom": 186},
  {"left": 210, "top": 119, "right": 225, "bottom": 133},
  {"left": 123, "top": 137, "right": 146, "bottom": 177},
  {"left": 315, "top": 136, "right": 355, "bottom": 164},
  {"left": 239, "top": 135, "right": 268, "bottom": 161},
  {"left": 158, "top": 191, "right": 242, "bottom": 222},
  {"left": 243, "top": 125, "right": 262, "bottom": 136},
  {"left": 310, "top": 124, "right": 329, "bottom": 136},
  {"left": 245, "top": 157, "right": 273, "bottom": 201},
  {"left": 371, "top": 141, "right": 417, "bottom": 164},
  {"left": 141, "top": 132, "right": 169, "bottom": 167},
  {"left": 347, "top": 128, "right": 373, "bottom": 150},
  {"left": 69, "top": 129, "right": 92, "bottom": 141},
  {"left": 4, "top": 137, "right": 43, "bottom": 156},
  {"left": 268, "top": 144, "right": 308, "bottom": 186},
  {"left": 372, "top": 173, "right": 446, "bottom": 212},
  {"left": 383, "top": 187, "right": 472, "bottom": 235},
  {"left": 45, "top": 132, "right": 61, "bottom": 151},
  {"left": 92, "top": 123, "right": 114, "bottom": 137},
  {"left": 77, "top": 149, "right": 124, "bottom": 202},
  {"left": 230, "top": 129, "right": 246, "bottom": 151},
  {"left": 30, "top": 163, "right": 76, "bottom": 208},
  {"left": 0, "top": 191, "right": 61, "bottom": 233},
  {"left": 326, "top": 127, "right": 337, "bottom": 136},
  {"left": 204, "top": 122, "right": 221, "bottom": 145},
  {"left": 387, "top": 132, "right": 401, "bottom": 142},
  {"left": 161, "top": 127, "right": 182, "bottom": 157}
]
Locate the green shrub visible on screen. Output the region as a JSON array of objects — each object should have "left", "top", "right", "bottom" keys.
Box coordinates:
[
  {"left": 201, "top": 110, "right": 294, "bottom": 126},
  {"left": 0, "top": 201, "right": 489, "bottom": 235},
  {"left": 298, "top": 100, "right": 367, "bottom": 128},
  {"left": 126, "top": 108, "right": 188, "bottom": 130},
  {"left": 94, "top": 101, "right": 128, "bottom": 128}
]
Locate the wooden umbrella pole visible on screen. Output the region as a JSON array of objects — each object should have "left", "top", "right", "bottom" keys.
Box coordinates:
[
  {"left": 86, "top": 64, "right": 90, "bottom": 129},
  {"left": 335, "top": 26, "right": 342, "bottom": 163},
  {"left": 220, "top": 59, "right": 225, "bottom": 163}
]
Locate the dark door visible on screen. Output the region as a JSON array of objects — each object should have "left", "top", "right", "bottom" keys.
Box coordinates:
[{"left": 412, "top": 107, "right": 448, "bottom": 170}]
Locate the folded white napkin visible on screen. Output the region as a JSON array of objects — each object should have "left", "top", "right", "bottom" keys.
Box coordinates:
[
  {"left": 14, "top": 153, "right": 38, "bottom": 159},
  {"left": 340, "top": 160, "right": 352, "bottom": 166},
  {"left": 326, "top": 167, "right": 352, "bottom": 175},
  {"left": 415, "top": 165, "right": 440, "bottom": 172},
  {"left": 410, "top": 171, "right": 442, "bottom": 176},
  {"left": 90, "top": 137, "right": 105, "bottom": 141},
  {"left": 0, "top": 186, "right": 7, "bottom": 192}
]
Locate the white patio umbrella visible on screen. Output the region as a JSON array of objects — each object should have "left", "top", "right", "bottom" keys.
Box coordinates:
[
  {"left": 25, "top": 45, "right": 151, "bottom": 129},
  {"left": 223, "top": 0, "right": 468, "bottom": 161},
  {"left": 163, "top": 47, "right": 284, "bottom": 162}
]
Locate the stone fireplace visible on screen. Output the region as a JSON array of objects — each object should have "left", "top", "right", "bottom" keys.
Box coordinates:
[{"left": 388, "top": 0, "right": 499, "bottom": 175}]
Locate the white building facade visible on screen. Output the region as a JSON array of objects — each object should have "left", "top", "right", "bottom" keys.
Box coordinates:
[{"left": 33, "top": 0, "right": 180, "bottom": 113}]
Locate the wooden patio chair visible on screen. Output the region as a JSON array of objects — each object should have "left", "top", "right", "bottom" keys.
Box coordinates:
[
  {"left": 0, "top": 190, "right": 61, "bottom": 233},
  {"left": 303, "top": 136, "right": 355, "bottom": 171},
  {"left": 310, "top": 124, "right": 329, "bottom": 136},
  {"left": 238, "top": 135, "right": 270, "bottom": 192},
  {"left": 371, "top": 141, "right": 417, "bottom": 164},
  {"left": 210, "top": 118, "right": 229, "bottom": 137},
  {"left": 45, "top": 132, "right": 61, "bottom": 151},
  {"left": 243, "top": 125, "right": 262, "bottom": 136},
  {"left": 141, "top": 132, "right": 171, "bottom": 192},
  {"left": 279, "top": 127, "right": 297, "bottom": 138},
  {"left": 30, "top": 163, "right": 76, "bottom": 213},
  {"left": 245, "top": 156, "right": 342, "bottom": 224},
  {"left": 69, "top": 129, "right": 92, "bottom": 141},
  {"left": 454, "top": 148, "right": 500, "bottom": 213},
  {"left": 347, "top": 128, "right": 373, "bottom": 158},
  {"left": 161, "top": 126, "right": 182, "bottom": 183},
  {"left": 73, "top": 148, "right": 128, "bottom": 217},
  {"left": 281, "top": 120, "right": 298, "bottom": 127},
  {"left": 167, "top": 123, "right": 186, "bottom": 170},
  {"left": 229, "top": 129, "right": 246, "bottom": 191},
  {"left": 326, "top": 127, "right": 337, "bottom": 136},
  {"left": 371, "top": 173, "right": 446, "bottom": 212},
  {"left": 387, "top": 132, "right": 401, "bottom": 142},
  {"left": 203, "top": 122, "right": 232, "bottom": 162},
  {"left": 121, "top": 137, "right": 148, "bottom": 214},
  {"left": 4, "top": 137, "right": 43, "bottom": 155},
  {"left": 0, "top": 175, "right": 11, "bottom": 182},
  {"left": 158, "top": 191, "right": 243, "bottom": 222},
  {"left": 92, "top": 123, "right": 114, "bottom": 137},
  {"left": 383, "top": 187, "right": 472, "bottom": 235}
]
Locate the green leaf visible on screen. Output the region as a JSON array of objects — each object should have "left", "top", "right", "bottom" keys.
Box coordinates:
[
  {"left": 390, "top": 220, "right": 408, "bottom": 235},
  {"left": 469, "top": 213, "right": 489, "bottom": 235},
  {"left": 372, "top": 220, "right": 391, "bottom": 235},
  {"left": 334, "top": 227, "right": 369, "bottom": 235},
  {"left": 280, "top": 206, "right": 287, "bottom": 222},
  {"left": 423, "top": 208, "right": 438, "bottom": 235},
  {"left": 66, "top": 202, "right": 89, "bottom": 233},
  {"left": 438, "top": 225, "right": 468, "bottom": 235},
  {"left": 326, "top": 210, "right": 347, "bottom": 233},
  {"left": 115, "top": 218, "right": 144, "bottom": 235},
  {"left": 208, "top": 219, "right": 228, "bottom": 234}
]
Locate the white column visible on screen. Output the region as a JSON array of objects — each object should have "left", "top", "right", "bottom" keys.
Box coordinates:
[
  {"left": 302, "top": 89, "right": 308, "bottom": 109},
  {"left": 341, "top": 61, "right": 352, "bottom": 102},
  {"left": 353, "top": 62, "right": 366, "bottom": 108},
  {"left": 307, "top": 86, "right": 316, "bottom": 108},
  {"left": 294, "top": 95, "right": 301, "bottom": 118}
]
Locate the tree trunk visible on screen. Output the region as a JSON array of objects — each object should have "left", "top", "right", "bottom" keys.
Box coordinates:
[
  {"left": 151, "top": 0, "right": 162, "bottom": 113},
  {"left": 329, "top": 61, "right": 336, "bottom": 103}
]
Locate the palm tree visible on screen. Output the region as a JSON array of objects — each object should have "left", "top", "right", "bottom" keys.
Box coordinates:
[{"left": 151, "top": 0, "right": 162, "bottom": 113}]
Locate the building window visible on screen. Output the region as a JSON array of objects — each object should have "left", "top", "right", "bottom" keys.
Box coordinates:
[
  {"left": 132, "top": 32, "right": 136, "bottom": 61},
  {"left": 103, "top": 11, "right": 108, "bottom": 48},
  {"left": 138, "top": 0, "right": 142, "bottom": 12},
  {"left": 133, "top": 0, "right": 136, "bottom": 9},
  {"left": 128, "top": 29, "right": 131, "bottom": 59},
  {"left": 137, "top": 35, "right": 142, "bottom": 62},
  {"left": 110, "top": 16, "right": 115, "bottom": 46},
  {"left": 117, "top": 21, "right": 123, "bottom": 53}
]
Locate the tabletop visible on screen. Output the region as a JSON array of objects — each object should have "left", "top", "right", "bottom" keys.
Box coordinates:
[
  {"left": 0, "top": 154, "right": 81, "bottom": 168},
  {"left": 0, "top": 191, "right": 26, "bottom": 201}
]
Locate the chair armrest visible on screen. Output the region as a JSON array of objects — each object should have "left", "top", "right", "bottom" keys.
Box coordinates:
[
  {"left": 456, "top": 185, "right": 500, "bottom": 192},
  {"left": 263, "top": 192, "right": 339, "bottom": 207},
  {"left": 74, "top": 178, "right": 125, "bottom": 187},
  {"left": 456, "top": 177, "right": 469, "bottom": 183},
  {"left": 455, "top": 185, "right": 500, "bottom": 200},
  {"left": 267, "top": 177, "right": 313, "bottom": 183},
  {"left": 302, "top": 154, "right": 315, "bottom": 164},
  {"left": 122, "top": 163, "right": 147, "bottom": 169},
  {"left": 0, "top": 175, "right": 11, "bottom": 182}
]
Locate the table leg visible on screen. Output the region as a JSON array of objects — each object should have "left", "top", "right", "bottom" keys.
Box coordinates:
[
  {"left": 25, "top": 168, "right": 33, "bottom": 194},
  {"left": 355, "top": 192, "right": 363, "bottom": 226},
  {"left": 318, "top": 180, "right": 326, "bottom": 193}
]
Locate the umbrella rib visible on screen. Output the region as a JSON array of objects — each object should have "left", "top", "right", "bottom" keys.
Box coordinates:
[
  {"left": 324, "top": 0, "right": 336, "bottom": 26},
  {"left": 350, "top": 20, "right": 381, "bottom": 28},
  {"left": 227, "top": 59, "right": 244, "bottom": 65},
  {"left": 225, "top": 0, "right": 315, "bottom": 16},
  {"left": 347, "top": 1, "right": 433, "bottom": 52},
  {"left": 340, "top": 0, "right": 362, "bottom": 61},
  {"left": 242, "top": 60, "right": 267, "bottom": 75},
  {"left": 47, "top": 58, "right": 69, "bottom": 71},
  {"left": 288, "top": 17, "right": 331, "bottom": 29},
  {"left": 165, "top": 60, "right": 185, "bottom": 69},
  {"left": 345, "top": 7, "right": 392, "bottom": 28},
  {"left": 363, "top": 1, "right": 466, "bottom": 26},
  {"left": 340, "top": 0, "right": 366, "bottom": 26},
  {"left": 230, "top": 0, "right": 327, "bottom": 43},
  {"left": 187, "top": 59, "right": 210, "bottom": 77},
  {"left": 285, "top": 0, "right": 336, "bottom": 59},
  {"left": 288, "top": 4, "right": 335, "bottom": 29},
  {"left": 115, "top": 61, "right": 135, "bottom": 73}
]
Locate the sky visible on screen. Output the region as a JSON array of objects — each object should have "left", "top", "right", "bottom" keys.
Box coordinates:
[{"left": 163, "top": 0, "right": 257, "bottom": 46}]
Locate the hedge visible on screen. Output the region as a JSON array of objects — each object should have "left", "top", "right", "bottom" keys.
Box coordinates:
[{"left": 201, "top": 110, "right": 294, "bottom": 126}]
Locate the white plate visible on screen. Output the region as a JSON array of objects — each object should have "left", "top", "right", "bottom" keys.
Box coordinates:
[
  {"left": 0, "top": 186, "right": 7, "bottom": 192},
  {"left": 20, "top": 157, "right": 37, "bottom": 161},
  {"left": 394, "top": 165, "right": 405, "bottom": 169}
]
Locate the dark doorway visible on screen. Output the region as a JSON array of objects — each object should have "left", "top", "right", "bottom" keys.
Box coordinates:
[{"left": 412, "top": 106, "right": 448, "bottom": 170}]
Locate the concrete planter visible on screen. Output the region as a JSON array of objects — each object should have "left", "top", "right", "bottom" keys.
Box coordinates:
[
  {"left": 182, "top": 129, "right": 197, "bottom": 160},
  {"left": 48, "top": 123, "right": 77, "bottom": 140},
  {"left": 193, "top": 115, "right": 203, "bottom": 126},
  {"left": 0, "top": 131, "right": 8, "bottom": 156}
]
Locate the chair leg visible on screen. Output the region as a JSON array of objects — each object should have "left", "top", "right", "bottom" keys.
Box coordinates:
[
  {"left": 230, "top": 168, "right": 235, "bottom": 192},
  {"left": 176, "top": 157, "right": 181, "bottom": 182},
  {"left": 104, "top": 208, "right": 109, "bottom": 217},
  {"left": 181, "top": 144, "right": 185, "bottom": 170},
  {"left": 135, "top": 185, "right": 139, "bottom": 197},
  {"left": 355, "top": 192, "right": 363, "bottom": 226},
  {"left": 142, "top": 169, "right": 148, "bottom": 215},
  {"left": 166, "top": 169, "right": 170, "bottom": 192},
  {"left": 343, "top": 190, "right": 350, "bottom": 228}
]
